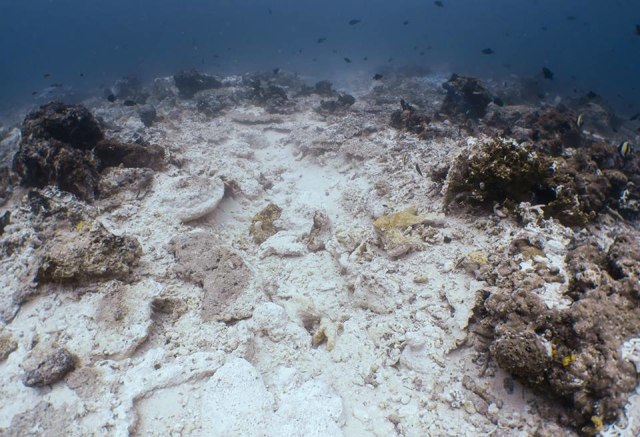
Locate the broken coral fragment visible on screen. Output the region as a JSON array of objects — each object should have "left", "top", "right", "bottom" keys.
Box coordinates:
[
  {"left": 36, "top": 221, "right": 142, "bottom": 285},
  {"left": 250, "top": 203, "right": 282, "bottom": 244},
  {"left": 22, "top": 347, "right": 76, "bottom": 387}
]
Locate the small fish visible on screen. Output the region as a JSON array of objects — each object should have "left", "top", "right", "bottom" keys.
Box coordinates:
[
  {"left": 403, "top": 20, "right": 409, "bottom": 25},
  {"left": 635, "top": 24, "right": 640, "bottom": 35},
  {"left": 344, "top": 57, "right": 352, "bottom": 63},
  {"left": 317, "top": 37, "right": 326, "bottom": 43},
  {"left": 566, "top": 15, "right": 577, "bottom": 21},
  {"left": 363, "top": 56, "right": 368, "bottom": 61},
  {"left": 348, "top": 19, "right": 361, "bottom": 25},
  {"left": 415, "top": 163, "right": 423, "bottom": 177},
  {"left": 123, "top": 100, "right": 136, "bottom": 106},
  {"left": 79, "top": 73, "right": 84, "bottom": 77},
  {"left": 434, "top": 1, "right": 444, "bottom": 7},
  {"left": 387, "top": 57, "right": 393, "bottom": 63},
  {"left": 618, "top": 141, "right": 632, "bottom": 158},
  {"left": 373, "top": 73, "right": 383, "bottom": 80},
  {"left": 481, "top": 48, "right": 495, "bottom": 55},
  {"left": 268, "top": 8, "right": 272, "bottom": 15},
  {"left": 629, "top": 113, "right": 640, "bottom": 121},
  {"left": 31, "top": 91, "right": 38, "bottom": 96},
  {"left": 576, "top": 113, "right": 584, "bottom": 128},
  {"left": 50, "top": 83, "right": 63, "bottom": 88},
  {"left": 493, "top": 97, "right": 504, "bottom": 107},
  {"left": 402, "top": 153, "right": 408, "bottom": 166},
  {"left": 273, "top": 67, "right": 280, "bottom": 75},
  {"left": 107, "top": 94, "right": 116, "bottom": 102},
  {"left": 542, "top": 67, "right": 554, "bottom": 80},
  {"left": 43, "top": 73, "right": 51, "bottom": 78}
]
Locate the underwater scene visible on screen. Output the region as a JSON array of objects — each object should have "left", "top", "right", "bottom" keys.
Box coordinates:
[{"left": 1, "top": 0, "right": 640, "bottom": 436}]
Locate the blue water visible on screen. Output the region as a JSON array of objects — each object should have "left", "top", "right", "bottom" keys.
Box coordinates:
[{"left": 1, "top": 0, "right": 638, "bottom": 115}]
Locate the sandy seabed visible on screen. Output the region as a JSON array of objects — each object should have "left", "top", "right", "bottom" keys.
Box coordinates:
[{"left": 0, "top": 71, "right": 639, "bottom": 436}]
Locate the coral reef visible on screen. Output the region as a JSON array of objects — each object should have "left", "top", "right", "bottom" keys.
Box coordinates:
[
  {"left": 444, "top": 137, "right": 639, "bottom": 226},
  {"left": 475, "top": 232, "right": 640, "bottom": 435},
  {"left": 441, "top": 74, "right": 493, "bottom": 120},
  {"left": 13, "top": 102, "right": 165, "bottom": 201}
]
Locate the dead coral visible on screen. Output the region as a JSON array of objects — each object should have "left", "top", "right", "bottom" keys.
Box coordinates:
[
  {"left": 0, "top": 330, "right": 17, "bottom": 362},
  {"left": 440, "top": 74, "right": 493, "bottom": 120},
  {"left": 250, "top": 203, "right": 282, "bottom": 245},
  {"left": 36, "top": 220, "right": 142, "bottom": 285},
  {"left": 13, "top": 102, "right": 164, "bottom": 201},
  {"left": 476, "top": 232, "right": 640, "bottom": 435},
  {"left": 168, "top": 232, "right": 253, "bottom": 322}
]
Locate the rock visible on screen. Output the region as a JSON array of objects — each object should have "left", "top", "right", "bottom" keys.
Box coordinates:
[
  {"left": 319, "top": 94, "right": 356, "bottom": 113},
  {"left": 307, "top": 210, "right": 331, "bottom": 252},
  {"left": 250, "top": 203, "right": 282, "bottom": 244},
  {"left": 441, "top": 74, "right": 492, "bottom": 120},
  {"left": 372, "top": 207, "right": 435, "bottom": 257},
  {"left": 13, "top": 102, "right": 103, "bottom": 200},
  {"left": 20, "top": 102, "right": 103, "bottom": 148},
  {"left": 22, "top": 347, "right": 76, "bottom": 387},
  {"left": 314, "top": 80, "right": 335, "bottom": 97},
  {"left": 0, "top": 210, "right": 9, "bottom": 236},
  {"left": 36, "top": 221, "right": 142, "bottom": 285},
  {"left": 138, "top": 104, "right": 157, "bottom": 127},
  {"left": 111, "top": 75, "right": 148, "bottom": 103},
  {"left": 260, "top": 231, "right": 307, "bottom": 258},
  {"left": 13, "top": 102, "right": 163, "bottom": 201},
  {"left": 97, "top": 167, "right": 154, "bottom": 201},
  {"left": 168, "top": 232, "right": 254, "bottom": 322},
  {"left": 161, "top": 175, "right": 225, "bottom": 223},
  {"left": 94, "top": 138, "right": 164, "bottom": 171},
  {"left": 173, "top": 69, "right": 222, "bottom": 98},
  {"left": 0, "top": 330, "right": 17, "bottom": 362}
]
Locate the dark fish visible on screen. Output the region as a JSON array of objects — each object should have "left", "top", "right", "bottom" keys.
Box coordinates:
[
  {"left": 566, "top": 15, "right": 577, "bottom": 21},
  {"left": 43, "top": 73, "right": 51, "bottom": 78},
  {"left": 317, "top": 37, "right": 326, "bottom": 43},
  {"left": 273, "top": 68, "right": 280, "bottom": 75},
  {"left": 373, "top": 74, "right": 383, "bottom": 80},
  {"left": 502, "top": 63, "right": 512, "bottom": 68},
  {"left": 493, "top": 97, "right": 504, "bottom": 107},
  {"left": 31, "top": 91, "right": 38, "bottom": 96},
  {"left": 107, "top": 94, "right": 116, "bottom": 102},
  {"left": 586, "top": 90, "right": 598, "bottom": 99},
  {"left": 348, "top": 19, "right": 361, "bottom": 25},
  {"left": 434, "top": 1, "right": 444, "bottom": 7},
  {"left": 332, "top": 49, "right": 338, "bottom": 54},
  {"left": 481, "top": 48, "right": 495, "bottom": 55},
  {"left": 123, "top": 100, "right": 136, "bottom": 106},
  {"left": 268, "top": 8, "right": 272, "bottom": 15},
  {"left": 388, "top": 57, "right": 393, "bottom": 63},
  {"left": 79, "top": 73, "right": 84, "bottom": 77},
  {"left": 344, "top": 57, "right": 352, "bottom": 63},
  {"left": 635, "top": 24, "right": 640, "bottom": 35},
  {"left": 629, "top": 113, "right": 640, "bottom": 121},
  {"left": 50, "top": 83, "right": 63, "bottom": 88},
  {"left": 403, "top": 20, "right": 409, "bottom": 25},
  {"left": 415, "top": 163, "right": 423, "bottom": 177},
  {"left": 541, "top": 25, "right": 548, "bottom": 31},
  {"left": 542, "top": 67, "right": 554, "bottom": 80},
  {"left": 363, "top": 56, "right": 368, "bottom": 61},
  {"left": 419, "top": 51, "right": 425, "bottom": 55}
]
